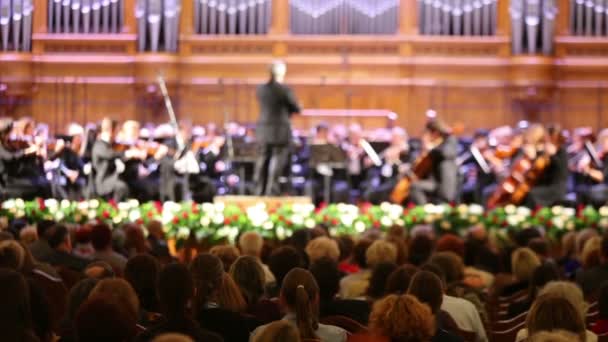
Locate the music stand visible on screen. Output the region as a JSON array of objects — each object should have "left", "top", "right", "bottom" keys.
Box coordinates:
[
  {"left": 230, "top": 137, "right": 258, "bottom": 194},
  {"left": 309, "top": 144, "right": 347, "bottom": 203}
]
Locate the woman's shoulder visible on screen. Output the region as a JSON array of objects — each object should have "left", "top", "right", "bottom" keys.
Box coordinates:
[{"left": 317, "top": 323, "right": 348, "bottom": 342}]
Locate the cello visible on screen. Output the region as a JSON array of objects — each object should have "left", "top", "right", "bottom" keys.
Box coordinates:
[{"left": 486, "top": 124, "right": 565, "bottom": 208}]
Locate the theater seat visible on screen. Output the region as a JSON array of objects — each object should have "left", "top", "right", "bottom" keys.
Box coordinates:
[{"left": 320, "top": 315, "right": 368, "bottom": 334}]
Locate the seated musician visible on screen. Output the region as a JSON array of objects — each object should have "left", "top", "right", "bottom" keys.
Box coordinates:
[
  {"left": 408, "top": 119, "right": 459, "bottom": 204},
  {"left": 92, "top": 118, "right": 144, "bottom": 201},
  {"left": 0, "top": 118, "right": 51, "bottom": 199},
  {"left": 521, "top": 124, "right": 569, "bottom": 207},
  {"left": 364, "top": 127, "right": 411, "bottom": 204},
  {"left": 576, "top": 129, "right": 608, "bottom": 206},
  {"left": 50, "top": 123, "right": 87, "bottom": 200}
]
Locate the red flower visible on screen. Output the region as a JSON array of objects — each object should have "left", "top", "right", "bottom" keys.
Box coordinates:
[
  {"left": 403, "top": 209, "right": 409, "bottom": 216},
  {"left": 323, "top": 215, "right": 329, "bottom": 222},
  {"left": 501, "top": 220, "right": 508, "bottom": 227},
  {"left": 407, "top": 202, "right": 415, "bottom": 209},
  {"left": 373, "top": 221, "right": 380, "bottom": 229},
  {"left": 286, "top": 220, "right": 293, "bottom": 226},
  {"left": 546, "top": 221, "right": 553, "bottom": 228},
  {"left": 412, "top": 217, "right": 417, "bottom": 223},
  {"left": 182, "top": 212, "right": 189, "bottom": 219},
  {"left": 136, "top": 219, "right": 144, "bottom": 225},
  {"left": 278, "top": 215, "right": 285, "bottom": 222},
  {"left": 172, "top": 217, "right": 180, "bottom": 224},
  {"left": 154, "top": 201, "right": 163, "bottom": 213},
  {"left": 37, "top": 198, "right": 45, "bottom": 210},
  {"left": 449, "top": 201, "right": 455, "bottom": 208},
  {"left": 224, "top": 218, "right": 232, "bottom": 225},
  {"left": 331, "top": 218, "right": 339, "bottom": 226},
  {"left": 102, "top": 210, "right": 110, "bottom": 219},
  {"left": 191, "top": 203, "right": 199, "bottom": 213},
  {"left": 108, "top": 199, "right": 117, "bottom": 208},
  {"left": 147, "top": 211, "right": 154, "bottom": 218},
  {"left": 232, "top": 215, "right": 239, "bottom": 221}
]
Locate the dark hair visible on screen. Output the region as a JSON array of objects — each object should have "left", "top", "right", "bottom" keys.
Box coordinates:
[
  {"left": 281, "top": 268, "right": 319, "bottom": 339},
  {"left": 367, "top": 262, "right": 398, "bottom": 300},
  {"left": 75, "top": 294, "right": 137, "bottom": 342},
  {"left": 409, "top": 234, "right": 434, "bottom": 266},
  {"left": 429, "top": 252, "right": 465, "bottom": 285},
  {"left": 28, "top": 278, "right": 53, "bottom": 342},
  {"left": 408, "top": 271, "right": 444, "bottom": 314},
  {"left": 0, "top": 241, "right": 22, "bottom": 270},
  {"left": 598, "top": 282, "right": 608, "bottom": 319},
  {"left": 353, "top": 238, "right": 373, "bottom": 268},
  {"left": 36, "top": 220, "right": 56, "bottom": 239},
  {"left": 528, "top": 238, "right": 549, "bottom": 258},
  {"left": 158, "top": 263, "right": 193, "bottom": 321},
  {"left": 386, "top": 264, "right": 418, "bottom": 295},
  {"left": 84, "top": 261, "right": 116, "bottom": 279},
  {"left": 66, "top": 278, "right": 99, "bottom": 322},
  {"left": 0, "top": 269, "right": 34, "bottom": 341},
  {"left": 529, "top": 262, "right": 560, "bottom": 301},
  {"left": 420, "top": 263, "right": 446, "bottom": 288},
  {"left": 336, "top": 236, "right": 355, "bottom": 262},
  {"left": 47, "top": 225, "right": 69, "bottom": 249},
  {"left": 436, "top": 234, "right": 465, "bottom": 258},
  {"left": 515, "top": 228, "right": 542, "bottom": 247},
  {"left": 124, "top": 254, "right": 160, "bottom": 313},
  {"left": 90, "top": 223, "right": 112, "bottom": 251},
  {"left": 268, "top": 246, "right": 304, "bottom": 288},
  {"left": 309, "top": 257, "right": 341, "bottom": 302},
  {"left": 230, "top": 256, "right": 265, "bottom": 305},
  {"left": 189, "top": 253, "right": 224, "bottom": 313},
  {"left": 601, "top": 232, "right": 608, "bottom": 259}
]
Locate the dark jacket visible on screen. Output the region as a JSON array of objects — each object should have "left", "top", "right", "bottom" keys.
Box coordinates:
[
  {"left": 137, "top": 317, "right": 223, "bottom": 342},
  {"left": 196, "top": 307, "right": 262, "bottom": 342},
  {"left": 91, "top": 140, "right": 123, "bottom": 196},
  {"left": 255, "top": 80, "right": 300, "bottom": 146}
]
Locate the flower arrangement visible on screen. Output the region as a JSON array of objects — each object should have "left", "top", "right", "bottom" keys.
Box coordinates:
[{"left": 1, "top": 199, "right": 607, "bottom": 243}]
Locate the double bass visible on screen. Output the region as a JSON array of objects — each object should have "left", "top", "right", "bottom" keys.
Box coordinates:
[{"left": 487, "top": 125, "right": 565, "bottom": 207}]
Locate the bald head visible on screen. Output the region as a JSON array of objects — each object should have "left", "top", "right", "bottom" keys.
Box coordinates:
[{"left": 269, "top": 60, "right": 287, "bottom": 83}]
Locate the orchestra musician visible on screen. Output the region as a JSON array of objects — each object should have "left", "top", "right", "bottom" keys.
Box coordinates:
[
  {"left": 254, "top": 60, "right": 301, "bottom": 196},
  {"left": 50, "top": 123, "right": 87, "bottom": 200},
  {"left": 576, "top": 129, "right": 608, "bottom": 206},
  {"left": 91, "top": 118, "right": 145, "bottom": 202},
  {"left": 407, "top": 119, "right": 459, "bottom": 204}
]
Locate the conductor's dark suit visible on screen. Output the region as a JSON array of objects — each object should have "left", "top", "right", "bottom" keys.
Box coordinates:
[{"left": 254, "top": 79, "right": 301, "bottom": 196}]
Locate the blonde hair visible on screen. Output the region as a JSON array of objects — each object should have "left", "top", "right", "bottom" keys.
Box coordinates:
[
  {"left": 0, "top": 240, "right": 25, "bottom": 270},
  {"left": 511, "top": 247, "right": 541, "bottom": 282},
  {"left": 305, "top": 237, "right": 340, "bottom": 263},
  {"left": 238, "top": 231, "right": 264, "bottom": 257},
  {"left": 528, "top": 330, "right": 583, "bottom": 342},
  {"left": 216, "top": 272, "right": 247, "bottom": 313},
  {"left": 539, "top": 281, "right": 588, "bottom": 319},
  {"left": 151, "top": 333, "right": 194, "bottom": 342},
  {"left": 369, "top": 294, "right": 435, "bottom": 341},
  {"left": 209, "top": 245, "right": 241, "bottom": 272},
  {"left": 366, "top": 240, "right": 398, "bottom": 268},
  {"left": 581, "top": 236, "right": 602, "bottom": 269},
  {"left": 253, "top": 320, "right": 301, "bottom": 342},
  {"left": 90, "top": 278, "right": 140, "bottom": 319}
]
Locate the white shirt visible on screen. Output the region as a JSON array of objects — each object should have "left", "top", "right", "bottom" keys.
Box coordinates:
[
  {"left": 516, "top": 328, "right": 597, "bottom": 342},
  {"left": 441, "top": 295, "right": 488, "bottom": 342},
  {"left": 250, "top": 313, "right": 347, "bottom": 342}
]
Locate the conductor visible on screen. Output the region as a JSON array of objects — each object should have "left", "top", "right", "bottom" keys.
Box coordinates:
[{"left": 254, "top": 60, "right": 301, "bottom": 196}]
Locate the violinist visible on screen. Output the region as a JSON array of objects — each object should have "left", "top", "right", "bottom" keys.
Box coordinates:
[
  {"left": 343, "top": 124, "right": 368, "bottom": 191},
  {"left": 92, "top": 118, "right": 144, "bottom": 202},
  {"left": 364, "top": 127, "right": 411, "bottom": 204},
  {"left": 521, "top": 124, "right": 569, "bottom": 207},
  {"left": 576, "top": 129, "right": 608, "bottom": 206},
  {"left": 50, "top": 123, "right": 87, "bottom": 200},
  {"left": 0, "top": 118, "right": 51, "bottom": 199},
  {"left": 407, "top": 118, "right": 459, "bottom": 204}
]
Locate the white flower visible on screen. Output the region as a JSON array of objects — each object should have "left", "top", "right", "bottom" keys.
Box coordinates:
[
  {"left": 440, "top": 221, "right": 451, "bottom": 230},
  {"left": 341, "top": 214, "right": 355, "bottom": 227},
  {"left": 229, "top": 227, "right": 239, "bottom": 242},
  {"left": 276, "top": 226, "right": 286, "bottom": 240},
  {"left": 200, "top": 216, "right": 211, "bottom": 227},
  {"left": 563, "top": 208, "right": 576, "bottom": 217},
  {"left": 15, "top": 198, "right": 25, "bottom": 209},
  {"left": 395, "top": 219, "right": 405, "bottom": 227},
  {"left": 202, "top": 202, "right": 215, "bottom": 213},
  {"left": 457, "top": 204, "right": 468, "bottom": 215},
  {"left": 118, "top": 202, "right": 131, "bottom": 211},
  {"left": 212, "top": 214, "right": 225, "bottom": 225},
  {"left": 44, "top": 199, "right": 58, "bottom": 209},
  {"left": 16, "top": 210, "right": 24, "bottom": 217},
  {"left": 388, "top": 205, "right": 403, "bottom": 220},
  {"left": 128, "top": 199, "right": 140, "bottom": 208},
  {"left": 469, "top": 204, "right": 484, "bottom": 215},
  {"left": 551, "top": 217, "right": 564, "bottom": 230},
  {"left": 89, "top": 199, "right": 99, "bottom": 209},
  {"left": 566, "top": 221, "right": 575, "bottom": 231},
  {"left": 77, "top": 201, "right": 89, "bottom": 211},
  {"left": 329, "top": 228, "right": 338, "bottom": 236},
  {"left": 2, "top": 199, "right": 15, "bottom": 209},
  {"left": 304, "top": 218, "right": 316, "bottom": 229},
  {"left": 291, "top": 214, "right": 303, "bottom": 226},
  {"left": 600, "top": 218, "right": 608, "bottom": 229},
  {"left": 113, "top": 215, "right": 122, "bottom": 224},
  {"left": 214, "top": 202, "right": 225, "bottom": 212},
  {"left": 516, "top": 206, "right": 531, "bottom": 217},
  {"left": 177, "top": 227, "right": 191, "bottom": 239},
  {"left": 263, "top": 221, "right": 274, "bottom": 230},
  {"left": 380, "top": 202, "right": 392, "bottom": 212},
  {"left": 88, "top": 210, "right": 97, "bottom": 220},
  {"left": 129, "top": 210, "right": 141, "bottom": 222},
  {"left": 505, "top": 204, "right": 517, "bottom": 215},
  {"left": 55, "top": 211, "right": 65, "bottom": 221},
  {"left": 355, "top": 221, "right": 366, "bottom": 233},
  {"left": 551, "top": 206, "right": 564, "bottom": 216},
  {"left": 61, "top": 199, "right": 71, "bottom": 209},
  {"left": 162, "top": 211, "right": 174, "bottom": 225},
  {"left": 380, "top": 216, "right": 393, "bottom": 227},
  {"left": 600, "top": 206, "right": 608, "bottom": 217},
  {"left": 506, "top": 215, "right": 519, "bottom": 226}
]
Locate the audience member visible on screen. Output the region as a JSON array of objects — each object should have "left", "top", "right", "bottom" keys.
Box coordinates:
[
  {"left": 137, "top": 263, "right": 222, "bottom": 342},
  {"left": 501, "top": 247, "right": 542, "bottom": 297},
  {"left": 210, "top": 245, "right": 241, "bottom": 272},
  {"left": 216, "top": 272, "right": 248, "bottom": 313},
  {"left": 340, "top": 239, "right": 396, "bottom": 299},
  {"left": 124, "top": 223, "right": 150, "bottom": 258},
  {"left": 0, "top": 269, "right": 39, "bottom": 342},
  {"left": 251, "top": 320, "right": 300, "bottom": 342},
  {"left": 59, "top": 278, "right": 98, "bottom": 342},
  {"left": 151, "top": 334, "right": 194, "bottom": 342},
  {"left": 146, "top": 220, "right": 172, "bottom": 263},
  {"left": 28, "top": 220, "right": 56, "bottom": 262},
  {"left": 385, "top": 264, "right": 417, "bottom": 295},
  {"left": 267, "top": 246, "right": 304, "bottom": 297},
  {"left": 46, "top": 224, "right": 89, "bottom": 272},
  {"left": 90, "top": 278, "right": 140, "bottom": 321},
  {"left": 250, "top": 268, "right": 347, "bottom": 342},
  {"left": 507, "top": 262, "right": 560, "bottom": 318},
  {"left": 230, "top": 255, "right": 280, "bottom": 323},
  {"left": 369, "top": 294, "right": 435, "bottom": 342},
  {"left": 125, "top": 254, "right": 161, "bottom": 314},
  {"left": 75, "top": 294, "right": 138, "bottom": 342},
  {"left": 0, "top": 239, "right": 25, "bottom": 269},
  {"left": 305, "top": 236, "right": 340, "bottom": 263},
  {"left": 84, "top": 260, "right": 116, "bottom": 279},
  {"left": 592, "top": 282, "right": 608, "bottom": 335},
  {"left": 238, "top": 231, "right": 275, "bottom": 284},
  {"left": 578, "top": 233, "right": 608, "bottom": 297},
  {"left": 72, "top": 225, "right": 95, "bottom": 260},
  {"left": 366, "top": 262, "right": 397, "bottom": 300},
  {"left": 309, "top": 257, "right": 371, "bottom": 324},
  {"left": 336, "top": 235, "right": 358, "bottom": 274},
  {"left": 90, "top": 223, "right": 127, "bottom": 274},
  {"left": 409, "top": 233, "right": 435, "bottom": 266}
]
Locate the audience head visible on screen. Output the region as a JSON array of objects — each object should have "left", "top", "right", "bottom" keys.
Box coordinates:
[
  {"left": 124, "top": 254, "right": 160, "bottom": 313},
  {"left": 268, "top": 246, "right": 304, "bottom": 289},
  {"left": 305, "top": 237, "right": 340, "bottom": 263},
  {"left": 436, "top": 234, "right": 465, "bottom": 258},
  {"left": 526, "top": 294, "right": 586, "bottom": 341},
  {"left": 124, "top": 223, "right": 148, "bottom": 255},
  {"left": 230, "top": 255, "right": 265, "bottom": 305},
  {"left": 581, "top": 236, "right": 602, "bottom": 269},
  {"left": 529, "top": 262, "right": 560, "bottom": 299},
  {"left": 512, "top": 247, "right": 542, "bottom": 282},
  {"left": 367, "top": 262, "right": 398, "bottom": 300},
  {"left": 336, "top": 235, "right": 355, "bottom": 262},
  {"left": 90, "top": 278, "right": 140, "bottom": 320},
  {"left": 575, "top": 228, "right": 599, "bottom": 258},
  {"left": 216, "top": 272, "right": 247, "bottom": 313},
  {"left": 369, "top": 294, "right": 435, "bottom": 342},
  {"left": 309, "top": 257, "right": 341, "bottom": 302},
  {"left": 158, "top": 263, "right": 193, "bottom": 320},
  {"left": 47, "top": 224, "right": 71, "bottom": 252},
  {"left": 75, "top": 294, "right": 137, "bottom": 342},
  {"left": 528, "top": 238, "right": 549, "bottom": 260},
  {"left": 209, "top": 245, "right": 240, "bottom": 272},
  {"left": 0, "top": 269, "right": 34, "bottom": 341},
  {"left": 353, "top": 238, "right": 373, "bottom": 268},
  {"left": 36, "top": 220, "right": 56, "bottom": 240},
  {"left": 66, "top": 278, "right": 99, "bottom": 324},
  {"left": 84, "top": 261, "right": 116, "bottom": 279},
  {"left": 366, "top": 240, "right": 397, "bottom": 268},
  {"left": 600, "top": 231, "right": 608, "bottom": 261},
  {"left": 0, "top": 239, "right": 25, "bottom": 270},
  {"left": 252, "top": 320, "right": 301, "bottom": 342},
  {"left": 280, "top": 268, "right": 320, "bottom": 339},
  {"left": 152, "top": 334, "right": 194, "bottom": 342},
  {"left": 538, "top": 281, "right": 587, "bottom": 320},
  {"left": 409, "top": 234, "right": 435, "bottom": 266},
  {"left": 528, "top": 330, "right": 583, "bottom": 342},
  {"left": 239, "top": 231, "right": 264, "bottom": 257},
  {"left": 190, "top": 253, "right": 224, "bottom": 312},
  {"left": 408, "top": 270, "right": 444, "bottom": 314},
  {"left": 19, "top": 226, "right": 38, "bottom": 245},
  {"left": 386, "top": 264, "right": 418, "bottom": 295},
  {"left": 429, "top": 251, "right": 465, "bottom": 285},
  {"left": 90, "top": 223, "right": 113, "bottom": 251}
]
